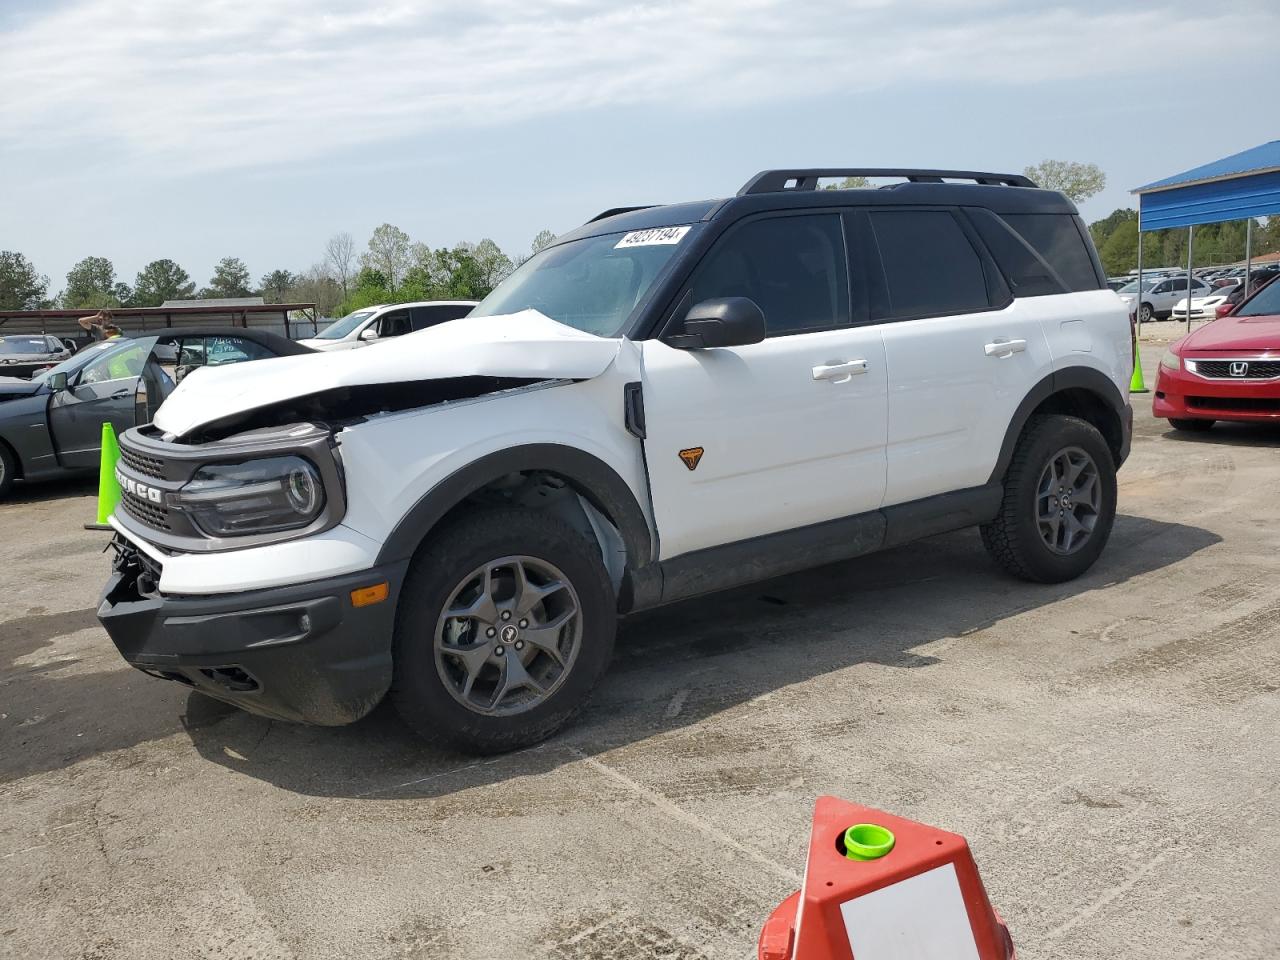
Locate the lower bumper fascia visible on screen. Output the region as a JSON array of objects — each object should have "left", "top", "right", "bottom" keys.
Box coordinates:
[{"left": 98, "top": 558, "right": 409, "bottom": 726}]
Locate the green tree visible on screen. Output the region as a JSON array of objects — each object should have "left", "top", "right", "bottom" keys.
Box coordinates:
[
  {"left": 63, "top": 255, "right": 118, "bottom": 307},
  {"left": 259, "top": 269, "right": 297, "bottom": 304},
  {"left": 360, "top": 223, "right": 412, "bottom": 290},
  {"left": 530, "top": 229, "right": 556, "bottom": 255},
  {"left": 821, "top": 176, "right": 870, "bottom": 190},
  {"left": 470, "top": 239, "right": 513, "bottom": 291},
  {"left": 1023, "top": 159, "right": 1106, "bottom": 204},
  {"left": 287, "top": 264, "right": 344, "bottom": 319},
  {"left": 133, "top": 259, "right": 195, "bottom": 307},
  {"left": 0, "top": 251, "right": 49, "bottom": 309},
  {"left": 207, "top": 257, "right": 253, "bottom": 298},
  {"left": 1099, "top": 220, "right": 1139, "bottom": 275},
  {"left": 1088, "top": 208, "right": 1136, "bottom": 251}
]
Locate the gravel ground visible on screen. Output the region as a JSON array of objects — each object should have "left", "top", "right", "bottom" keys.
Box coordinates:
[{"left": 3, "top": 349, "right": 1279, "bottom": 960}]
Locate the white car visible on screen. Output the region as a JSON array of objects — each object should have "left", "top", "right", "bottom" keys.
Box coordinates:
[
  {"left": 99, "top": 167, "right": 1132, "bottom": 754},
  {"left": 1171, "top": 290, "right": 1233, "bottom": 322},
  {"left": 1118, "top": 275, "right": 1213, "bottom": 322},
  {"left": 298, "top": 300, "right": 477, "bottom": 351}
]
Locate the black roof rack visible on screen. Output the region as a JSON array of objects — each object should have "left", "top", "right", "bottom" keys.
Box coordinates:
[
  {"left": 587, "top": 205, "right": 657, "bottom": 223},
  {"left": 738, "top": 168, "right": 1037, "bottom": 196}
]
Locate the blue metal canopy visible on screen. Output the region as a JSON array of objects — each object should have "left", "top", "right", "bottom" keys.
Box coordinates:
[{"left": 1132, "top": 140, "right": 1280, "bottom": 232}]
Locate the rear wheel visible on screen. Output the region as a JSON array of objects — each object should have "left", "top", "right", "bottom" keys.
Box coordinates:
[
  {"left": 390, "top": 507, "right": 616, "bottom": 754},
  {"left": 1169, "top": 418, "right": 1213, "bottom": 432},
  {"left": 981, "top": 415, "right": 1117, "bottom": 583},
  {"left": 0, "top": 442, "right": 15, "bottom": 499}
]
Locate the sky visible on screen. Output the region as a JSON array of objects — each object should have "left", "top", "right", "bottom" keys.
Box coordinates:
[{"left": 2, "top": 0, "right": 1279, "bottom": 297}]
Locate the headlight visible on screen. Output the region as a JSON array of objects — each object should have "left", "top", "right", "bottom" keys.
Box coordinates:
[
  {"left": 168, "top": 456, "right": 325, "bottom": 537},
  {"left": 1159, "top": 350, "right": 1180, "bottom": 372}
]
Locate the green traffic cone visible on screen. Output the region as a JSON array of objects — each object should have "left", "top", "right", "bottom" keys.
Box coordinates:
[
  {"left": 1130, "top": 337, "right": 1149, "bottom": 394},
  {"left": 85, "top": 422, "right": 122, "bottom": 531}
]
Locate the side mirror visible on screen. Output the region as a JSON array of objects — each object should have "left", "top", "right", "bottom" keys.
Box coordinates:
[
  {"left": 359, "top": 326, "right": 380, "bottom": 341},
  {"left": 48, "top": 372, "right": 68, "bottom": 391},
  {"left": 666, "top": 297, "right": 766, "bottom": 349}
]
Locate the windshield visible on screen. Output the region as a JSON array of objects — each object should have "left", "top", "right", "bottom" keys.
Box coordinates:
[
  {"left": 32, "top": 337, "right": 157, "bottom": 382},
  {"left": 314, "top": 310, "right": 377, "bottom": 340},
  {"left": 1235, "top": 277, "right": 1280, "bottom": 318},
  {"left": 0, "top": 336, "right": 53, "bottom": 355},
  {"left": 470, "top": 226, "right": 698, "bottom": 337}
]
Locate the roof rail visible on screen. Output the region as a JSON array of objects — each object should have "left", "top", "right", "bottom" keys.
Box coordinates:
[
  {"left": 737, "top": 168, "right": 1037, "bottom": 196},
  {"left": 587, "top": 205, "right": 657, "bottom": 223}
]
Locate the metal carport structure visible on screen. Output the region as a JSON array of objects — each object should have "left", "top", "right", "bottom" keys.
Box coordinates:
[{"left": 1132, "top": 139, "right": 1280, "bottom": 331}]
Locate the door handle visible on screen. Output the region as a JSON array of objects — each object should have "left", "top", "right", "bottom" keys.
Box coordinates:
[
  {"left": 110, "top": 389, "right": 131, "bottom": 399},
  {"left": 984, "top": 338, "right": 1027, "bottom": 357},
  {"left": 812, "top": 359, "right": 868, "bottom": 382}
]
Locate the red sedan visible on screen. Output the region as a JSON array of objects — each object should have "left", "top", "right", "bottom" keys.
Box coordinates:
[{"left": 1154, "top": 277, "right": 1280, "bottom": 431}]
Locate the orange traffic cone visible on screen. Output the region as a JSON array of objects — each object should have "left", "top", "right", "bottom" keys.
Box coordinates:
[{"left": 758, "top": 796, "right": 1015, "bottom": 960}]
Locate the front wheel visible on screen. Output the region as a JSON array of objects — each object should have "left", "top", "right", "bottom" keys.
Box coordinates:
[
  {"left": 390, "top": 507, "right": 616, "bottom": 754},
  {"left": 981, "top": 415, "right": 1117, "bottom": 583},
  {"left": 1138, "top": 303, "right": 1154, "bottom": 323},
  {"left": 1169, "top": 418, "right": 1213, "bottom": 432}
]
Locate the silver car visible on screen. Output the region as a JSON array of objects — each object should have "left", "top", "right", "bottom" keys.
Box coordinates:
[{"left": 1118, "top": 275, "right": 1213, "bottom": 322}]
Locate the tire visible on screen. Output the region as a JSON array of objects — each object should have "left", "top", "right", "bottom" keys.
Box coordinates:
[
  {"left": 390, "top": 507, "right": 616, "bottom": 754},
  {"left": 1138, "top": 303, "right": 1154, "bottom": 323},
  {"left": 0, "top": 442, "right": 15, "bottom": 500},
  {"left": 981, "top": 415, "right": 1117, "bottom": 584},
  {"left": 1169, "top": 418, "right": 1213, "bottom": 432}
]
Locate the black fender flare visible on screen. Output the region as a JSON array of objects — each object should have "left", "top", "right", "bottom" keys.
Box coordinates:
[
  {"left": 987, "top": 367, "right": 1129, "bottom": 484},
  {"left": 375, "top": 443, "right": 655, "bottom": 574}
]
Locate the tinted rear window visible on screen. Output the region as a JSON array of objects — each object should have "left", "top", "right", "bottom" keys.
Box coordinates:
[
  {"left": 1001, "top": 214, "right": 1100, "bottom": 292},
  {"left": 967, "top": 208, "right": 1066, "bottom": 298},
  {"left": 869, "top": 210, "right": 990, "bottom": 319}
]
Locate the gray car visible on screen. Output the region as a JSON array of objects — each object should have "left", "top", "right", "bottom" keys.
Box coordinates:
[{"left": 0, "top": 334, "right": 73, "bottom": 378}]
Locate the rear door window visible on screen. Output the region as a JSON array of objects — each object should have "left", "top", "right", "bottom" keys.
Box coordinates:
[
  {"left": 1000, "top": 214, "right": 1101, "bottom": 292},
  {"left": 868, "top": 210, "right": 990, "bottom": 320},
  {"left": 688, "top": 213, "right": 850, "bottom": 335},
  {"left": 411, "top": 304, "right": 472, "bottom": 331}
]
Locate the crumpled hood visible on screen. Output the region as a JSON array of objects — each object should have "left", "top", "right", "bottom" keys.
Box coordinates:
[{"left": 153, "top": 311, "right": 622, "bottom": 437}]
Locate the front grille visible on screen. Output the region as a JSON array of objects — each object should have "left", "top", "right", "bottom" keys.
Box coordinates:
[
  {"left": 1192, "top": 359, "right": 1280, "bottom": 380},
  {"left": 118, "top": 445, "right": 166, "bottom": 479},
  {"left": 120, "top": 487, "right": 172, "bottom": 531},
  {"left": 1187, "top": 396, "right": 1280, "bottom": 412}
]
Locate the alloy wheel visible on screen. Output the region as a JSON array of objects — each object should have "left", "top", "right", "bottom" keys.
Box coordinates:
[
  {"left": 434, "top": 555, "right": 583, "bottom": 716},
  {"left": 1035, "top": 446, "right": 1101, "bottom": 555}
]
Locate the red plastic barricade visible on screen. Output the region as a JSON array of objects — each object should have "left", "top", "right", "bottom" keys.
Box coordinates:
[{"left": 759, "top": 796, "right": 1015, "bottom": 960}]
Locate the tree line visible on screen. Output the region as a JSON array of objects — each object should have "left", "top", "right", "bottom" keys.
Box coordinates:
[
  {"left": 1089, "top": 211, "right": 1280, "bottom": 276},
  {"left": 0, "top": 226, "right": 558, "bottom": 316}
]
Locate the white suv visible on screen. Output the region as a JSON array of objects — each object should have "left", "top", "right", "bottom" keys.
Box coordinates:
[
  {"left": 99, "top": 168, "right": 1132, "bottom": 754},
  {"left": 298, "top": 300, "right": 477, "bottom": 351}
]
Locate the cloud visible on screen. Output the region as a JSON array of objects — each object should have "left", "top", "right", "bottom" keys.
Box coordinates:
[{"left": 1, "top": 0, "right": 1275, "bottom": 176}]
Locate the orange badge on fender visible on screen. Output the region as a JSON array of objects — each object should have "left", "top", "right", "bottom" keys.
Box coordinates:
[{"left": 678, "top": 447, "right": 704, "bottom": 471}]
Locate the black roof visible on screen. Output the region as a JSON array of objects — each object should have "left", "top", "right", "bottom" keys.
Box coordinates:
[
  {"left": 148, "top": 326, "right": 315, "bottom": 356},
  {"left": 559, "top": 168, "right": 1078, "bottom": 245}
]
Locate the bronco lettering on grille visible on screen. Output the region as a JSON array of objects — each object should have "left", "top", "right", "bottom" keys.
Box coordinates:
[{"left": 115, "top": 467, "right": 163, "bottom": 503}]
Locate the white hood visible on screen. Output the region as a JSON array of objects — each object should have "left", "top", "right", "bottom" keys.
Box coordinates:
[{"left": 153, "top": 311, "right": 621, "bottom": 437}]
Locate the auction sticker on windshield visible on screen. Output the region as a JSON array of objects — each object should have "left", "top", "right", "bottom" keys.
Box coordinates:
[{"left": 615, "top": 226, "right": 691, "bottom": 248}]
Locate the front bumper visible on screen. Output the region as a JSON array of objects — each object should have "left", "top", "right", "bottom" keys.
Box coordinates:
[
  {"left": 98, "top": 537, "right": 408, "bottom": 725},
  {"left": 1153, "top": 363, "right": 1280, "bottom": 423}
]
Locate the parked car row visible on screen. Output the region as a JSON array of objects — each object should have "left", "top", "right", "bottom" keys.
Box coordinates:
[{"left": 0, "top": 329, "right": 312, "bottom": 499}]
